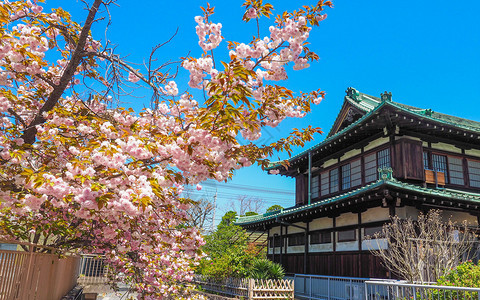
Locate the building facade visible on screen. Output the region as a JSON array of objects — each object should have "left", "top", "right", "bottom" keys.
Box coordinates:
[{"left": 235, "top": 88, "right": 480, "bottom": 278}]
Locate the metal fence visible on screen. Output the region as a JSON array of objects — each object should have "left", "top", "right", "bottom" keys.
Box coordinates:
[
  {"left": 293, "top": 274, "right": 371, "bottom": 300},
  {"left": 77, "top": 254, "right": 108, "bottom": 285},
  {"left": 294, "top": 275, "right": 480, "bottom": 300},
  {"left": 365, "top": 280, "right": 480, "bottom": 300}
]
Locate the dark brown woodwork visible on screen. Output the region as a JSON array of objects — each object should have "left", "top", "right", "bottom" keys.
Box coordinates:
[
  {"left": 274, "top": 251, "right": 390, "bottom": 278},
  {"left": 280, "top": 225, "right": 283, "bottom": 265},
  {"left": 304, "top": 222, "right": 309, "bottom": 274},
  {"left": 393, "top": 138, "right": 425, "bottom": 181},
  {"left": 295, "top": 174, "right": 306, "bottom": 205}
]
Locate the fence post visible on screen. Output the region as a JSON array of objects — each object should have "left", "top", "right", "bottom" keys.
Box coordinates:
[
  {"left": 310, "top": 275, "right": 312, "bottom": 299},
  {"left": 327, "top": 277, "right": 330, "bottom": 300},
  {"left": 364, "top": 282, "right": 368, "bottom": 300},
  {"left": 248, "top": 278, "right": 254, "bottom": 300},
  {"left": 20, "top": 244, "right": 35, "bottom": 300}
]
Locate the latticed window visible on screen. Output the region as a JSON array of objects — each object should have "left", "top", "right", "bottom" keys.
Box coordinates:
[
  {"left": 423, "top": 151, "right": 430, "bottom": 169},
  {"left": 330, "top": 168, "right": 339, "bottom": 193},
  {"left": 364, "top": 226, "right": 384, "bottom": 238},
  {"left": 311, "top": 175, "right": 319, "bottom": 198},
  {"left": 310, "top": 231, "right": 331, "bottom": 244},
  {"left": 288, "top": 233, "right": 305, "bottom": 246},
  {"left": 377, "top": 148, "right": 391, "bottom": 169},
  {"left": 432, "top": 154, "right": 448, "bottom": 183},
  {"left": 338, "top": 229, "right": 356, "bottom": 242},
  {"left": 320, "top": 171, "right": 329, "bottom": 196},
  {"left": 364, "top": 153, "right": 377, "bottom": 183},
  {"left": 341, "top": 164, "right": 351, "bottom": 190},
  {"left": 351, "top": 159, "right": 362, "bottom": 187},
  {"left": 468, "top": 160, "right": 480, "bottom": 188},
  {"left": 448, "top": 157, "right": 464, "bottom": 185},
  {"left": 273, "top": 236, "right": 284, "bottom": 247}
]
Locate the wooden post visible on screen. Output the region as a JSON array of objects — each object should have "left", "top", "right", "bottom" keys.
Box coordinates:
[
  {"left": 248, "top": 278, "right": 254, "bottom": 300},
  {"left": 20, "top": 244, "right": 34, "bottom": 300}
]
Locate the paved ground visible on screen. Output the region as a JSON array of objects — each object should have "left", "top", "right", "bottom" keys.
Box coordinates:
[{"left": 82, "top": 283, "right": 137, "bottom": 300}]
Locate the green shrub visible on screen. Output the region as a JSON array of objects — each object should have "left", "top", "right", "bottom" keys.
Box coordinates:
[
  {"left": 435, "top": 261, "right": 480, "bottom": 299},
  {"left": 438, "top": 261, "right": 480, "bottom": 288},
  {"left": 248, "top": 258, "right": 285, "bottom": 280}
]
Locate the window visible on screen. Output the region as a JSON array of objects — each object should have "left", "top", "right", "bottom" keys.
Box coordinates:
[
  {"left": 311, "top": 175, "right": 319, "bottom": 198},
  {"left": 423, "top": 151, "right": 430, "bottom": 169},
  {"left": 269, "top": 236, "right": 284, "bottom": 248},
  {"left": 432, "top": 154, "right": 448, "bottom": 182},
  {"left": 378, "top": 148, "right": 391, "bottom": 169},
  {"left": 364, "top": 226, "right": 384, "bottom": 238},
  {"left": 320, "top": 171, "right": 329, "bottom": 196},
  {"left": 310, "top": 231, "right": 332, "bottom": 244},
  {"left": 330, "top": 168, "right": 339, "bottom": 193},
  {"left": 448, "top": 157, "right": 464, "bottom": 185},
  {"left": 364, "top": 153, "right": 377, "bottom": 183},
  {"left": 425, "top": 152, "right": 467, "bottom": 185},
  {"left": 341, "top": 164, "right": 351, "bottom": 190},
  {"left": 351, "top": 159, "right": 362, "bottom": 187},
  {"left": 338, "top": 229, "right": 357, "bottom": 242},
  {"left": 468, "top": 160, "right": 480, "bottom": 188},
  {"left": 274, "top": 236, "right": 284, "bottom": 247},
  {"left": 288, "top": 233, "right": 305, "bottom": 246}
]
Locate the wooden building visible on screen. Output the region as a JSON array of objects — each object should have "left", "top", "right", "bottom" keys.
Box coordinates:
[{"left": 235, "top": 88, "right": 480, "bottom": 278}]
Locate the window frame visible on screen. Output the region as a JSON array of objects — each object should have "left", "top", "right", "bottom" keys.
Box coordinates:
[
  {"left": 288, "top": 233, "right": 306, "bottom": 246},
  {"left": 337, "top": 229, "right": 357, "bottom": 242},
  {"left": 311, "top": 174, "right": 320, "bottom": 199},
  {"left": 341, "top": 163, "right": 351, "bottom": 190},
  {"left": 424, "top": 150, "right": 468, "bottom": 187},
  {"left": 310, "top": 230, "right": 332, "bottom": 245},
  {"left": 364, "top": 226, "right": 384, "bottom": 238},
  {"left": 468, "top": 159, "right": 480, "bottom": 188}
]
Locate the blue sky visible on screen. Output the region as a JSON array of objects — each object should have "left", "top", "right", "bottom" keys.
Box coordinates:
[{"left": 43, "top": 0, "right": 480, "bottom": 225}]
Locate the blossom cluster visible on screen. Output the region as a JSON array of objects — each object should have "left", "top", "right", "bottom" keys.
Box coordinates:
[
  {"left": 0, "top": 0, "right": 328, "bottom": 298},
  {"left": 184, "top": 4, "right": 328, "bottom": 140},
  {"left": 195, "top": 16, "right": 223, "bottom": 51}
]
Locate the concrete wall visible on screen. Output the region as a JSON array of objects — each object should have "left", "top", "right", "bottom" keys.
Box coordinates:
[
  {"left": 364, "top": 137, "right": 389, "bottom": 152},
  {"left": 340, "top": 149, "right": 362, "bottom": 162},
  {"left": 310, "top": 217, "right": 333, "bottom": 231},
  {"left": 362, "top": 207, "right": 389, "bottom": 223},
  {"left": 430, "top": 142, "right": 462, "bottom": 154},
  {"left": 336, "top": 212, "right": 358, "bottom": 227}
]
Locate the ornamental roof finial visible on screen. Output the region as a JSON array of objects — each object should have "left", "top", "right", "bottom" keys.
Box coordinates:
[
  {"left": 346, "top": 87, "right": 360, "bottom": 102},
  {"left": 381, "top": 91, "right": 392, "bottom": 102}
]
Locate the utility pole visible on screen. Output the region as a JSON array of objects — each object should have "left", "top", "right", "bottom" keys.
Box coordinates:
[{"left": 211, "top": 189, "right": 217, "bottom": 232}]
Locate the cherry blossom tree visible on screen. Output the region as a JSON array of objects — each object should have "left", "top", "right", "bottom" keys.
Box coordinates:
[{"left": 0, "top": 0, "right": 330, "bottom": 298}]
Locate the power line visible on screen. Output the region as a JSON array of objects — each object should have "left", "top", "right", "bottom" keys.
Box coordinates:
[
  {"left": 184, "top": 187, "right": 293, "bottom": 204},
  {"left": 201, "top": 180, "right": 294, "bottom": 195}
]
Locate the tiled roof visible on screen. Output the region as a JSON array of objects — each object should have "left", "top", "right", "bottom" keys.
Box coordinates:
[
  {"left": 235, "top": 176, "right": 480, "bottom": 226},
  {"left": 267, "top": 88, "right": 480, "bottom": 170}
]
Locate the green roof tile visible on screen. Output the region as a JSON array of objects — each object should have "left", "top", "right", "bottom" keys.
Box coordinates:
[
  {"left": 235, "top": 176, "right": 480, "bottom": 226},
  {"left": 267, "top": 88, "right": 480, "bottom": 170}
]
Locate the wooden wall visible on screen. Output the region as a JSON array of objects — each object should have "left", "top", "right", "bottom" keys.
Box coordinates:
[{"left": 269, "top": 251, "right": 390, "bottom": 279}]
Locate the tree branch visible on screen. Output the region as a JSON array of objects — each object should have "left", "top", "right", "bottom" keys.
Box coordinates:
[{"left": 22, "top": 0, "right": 103, "bottom": 145}]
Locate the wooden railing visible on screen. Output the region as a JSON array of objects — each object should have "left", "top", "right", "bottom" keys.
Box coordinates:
[
  {"left": 193, "top": 275, "right": 294, "bottom": 299},
  {"left": 0, "top": 241, "right": 80, "bottom": 300},
  {"left": 425, "top": 169, "right": 446, "bottom": 186}
]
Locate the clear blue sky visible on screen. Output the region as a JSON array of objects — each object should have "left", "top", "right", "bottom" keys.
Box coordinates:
[{"left": 43, "top": 0, "right": 480, "bottom": 225}]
